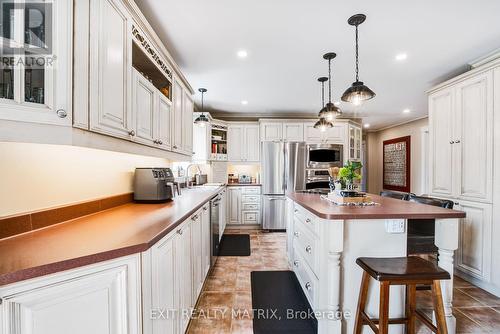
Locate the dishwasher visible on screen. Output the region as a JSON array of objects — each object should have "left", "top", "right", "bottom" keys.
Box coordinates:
[{"left": 210, "top": 194, "right": 221, "bottom": 266}]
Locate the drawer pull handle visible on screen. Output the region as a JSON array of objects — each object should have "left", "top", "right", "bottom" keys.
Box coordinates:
[
  {"left": 294, "top": 231, "right": 299, "bottom": 237},
  {"left": 203, "top": 206, "right": 208, "bottom": 211},
  {"left": 177, "top": 229, "right": 183, "bottom": 235},
  {"left": 294, "top": 209, "right": 298, "bottom": 213},
  {"left": 305, "top": 245, "right": 312, "bottom": 253},
  {"left": 305, "top": 282, "right": 312, "bottom": 290},
  {"left": 293, "top": 260, "right": 299, "bottom": 267},
  {"left": 305, "top": 218, "right": 311, "bottom": 223}
]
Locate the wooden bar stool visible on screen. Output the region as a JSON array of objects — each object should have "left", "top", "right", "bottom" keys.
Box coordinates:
[{"left": 354, "top": 257, "right": 450, "bottom": 334}]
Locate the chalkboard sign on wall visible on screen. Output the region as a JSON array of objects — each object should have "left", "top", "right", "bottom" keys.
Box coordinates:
[{"left": 383, "top": 136, "right": 411, "bottom": 192}]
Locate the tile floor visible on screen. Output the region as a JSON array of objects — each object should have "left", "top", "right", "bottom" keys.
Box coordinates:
[{"left": 187, "top": 229, "right": 500, "bottom": 333}]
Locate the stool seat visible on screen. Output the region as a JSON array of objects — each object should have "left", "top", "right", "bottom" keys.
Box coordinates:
[{"left": 356, "top": 256, "right": 450, "bottom": 282}]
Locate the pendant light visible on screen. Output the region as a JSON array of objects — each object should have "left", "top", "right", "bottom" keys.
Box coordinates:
[
  {"left": 318, "top": 52, "right": 342, "bottom": 122},
  {"left": 341, "top": 14, "right": 375, "bottom": 105},
  {"left": 194, "top": 88, "right": 209, "bottom": 127},
  {"left": 314, "top": 76, "right": 333, "bottom": 132}
]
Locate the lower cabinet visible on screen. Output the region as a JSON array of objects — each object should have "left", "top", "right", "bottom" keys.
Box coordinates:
[
  {"left": 227, "top": 186, "right": 261, "bottom": 225},
  {"left": 0, "top": 255, "right": 142, "bottom": 334}
]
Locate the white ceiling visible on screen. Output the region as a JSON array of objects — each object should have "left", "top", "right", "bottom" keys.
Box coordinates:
[{"left": 135, "top": 0, "right": 500, "bottom": 130}]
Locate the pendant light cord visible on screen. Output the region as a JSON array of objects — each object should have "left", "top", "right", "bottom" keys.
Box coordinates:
[
  {"left": 321, "top": 80, "right": 325, "bottom": 108},
  {"left": 328, "top": 58, "right": 332, "bottom": 103},
  {"left": 355, "top": 25, "right": 359, "bottom": 82},
  {"left": 201, "top": 91, "right": 204, "bottom": 115}
]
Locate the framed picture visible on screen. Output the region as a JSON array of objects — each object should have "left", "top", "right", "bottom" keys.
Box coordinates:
[{"left": 383, "top": 136, "right": 411, "bottom": 192}]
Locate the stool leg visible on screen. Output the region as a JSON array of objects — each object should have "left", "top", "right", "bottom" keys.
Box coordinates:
[
  {"left": 379, "top": 281, "right": 390, "bottom": 334},
  {"left": 354, "top": 271, "right": 371, "bottom": 334},
  {"left": 406, "top": 284, "right": 416, "bottom": 334},
  {"left": 432, "top": 280, "right": 448, "bottom": 334}
]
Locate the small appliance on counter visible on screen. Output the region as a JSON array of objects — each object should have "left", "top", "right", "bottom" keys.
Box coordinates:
[
  {"left": 238, "top": 174, "right": 252, "bottom": 184},
  {"left": 195, "top": 174, "right": 208, "bottom": 185},
  {"left": 228, "top": 173, "right": 239, "bottom": 184},
  {"left": 133, "top": 167, "right": 177, "bottom": 202}
]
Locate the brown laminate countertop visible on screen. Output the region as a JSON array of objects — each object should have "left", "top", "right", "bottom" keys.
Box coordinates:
[
  {"left": 0, "top": 186, "right": 223, "bottom": 286},
  {"left": 288, "top": 192, "right": 466, "bottom": 220}
]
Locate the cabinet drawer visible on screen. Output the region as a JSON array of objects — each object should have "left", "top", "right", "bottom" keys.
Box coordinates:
[
  {"left": 242, "top": 211, "right": 260, "bottom": 224},
  {"left": 241, "top": 187, "right": 261, "bottom": 194},
  {"left": 241, "top": 195, "right": 260, "bottom": 203},
  {"left": 242, "top": 203, "right": 260, "bottom": 211},
  {"left": 293, "top": 218, "right": 319, "bottom": 277},
  {"left": 292, "top": 247, "right": 318, "bottom": 307},
  {"left": 293, "top": 204, "right": 319, "bottom": 236}
]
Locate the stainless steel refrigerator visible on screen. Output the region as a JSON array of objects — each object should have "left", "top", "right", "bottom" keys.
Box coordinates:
[{"left": 261, "top": 141, "right": 306, "bottom": 230}]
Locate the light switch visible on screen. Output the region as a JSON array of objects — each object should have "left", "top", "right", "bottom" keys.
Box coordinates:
[{"left": 385, "top": 219, "right": 405, "bottom": 233}]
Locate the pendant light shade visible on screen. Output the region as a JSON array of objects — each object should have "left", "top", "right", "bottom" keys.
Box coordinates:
[
  {"left": 194, "top": 88, "right": 210, "bottom": 127},
  {"left": 341, "top": 14, "right": 375, "bottom": 105},
  {"left": 318, "top": 52, "right": 342, "bottom": 121},
  {"left": 314, "top": 76, "right": 333, "bottom": 132}
]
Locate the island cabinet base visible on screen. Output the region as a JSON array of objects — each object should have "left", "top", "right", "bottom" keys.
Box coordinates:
[{"left": 288, "top": 201, "right": 460, "bottom": 334}]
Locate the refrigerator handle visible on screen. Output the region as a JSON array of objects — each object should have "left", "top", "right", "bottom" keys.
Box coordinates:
[{"left": 283, "top": 143, "right": 287, "bottom": 193}]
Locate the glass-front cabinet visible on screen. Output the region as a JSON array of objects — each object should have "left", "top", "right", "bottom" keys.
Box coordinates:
[
  {"left": 348, "top": 124, "right": 362, "bottom": 161},
  {"left": 0, "top": 0, "right": 72, "bottom": 125}
]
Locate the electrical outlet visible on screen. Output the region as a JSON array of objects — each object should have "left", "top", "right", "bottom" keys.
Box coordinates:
[{"left": 385, "top": 219, "right": 405, "bottom": 233}]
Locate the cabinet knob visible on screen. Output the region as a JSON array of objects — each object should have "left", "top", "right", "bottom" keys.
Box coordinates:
[
  {"left": 305, "top": 245, "right": 312, "bottom": 253},
  {"left": 293, "top": 260, "right": 299, "bottom": 267},
  {"left": 203, "top": 206, "right": 208, "bottom": 211},
  {"left": 191, "top": 214, "right": 198, "bottom": 221},
  {"left": 294, "top": 231, "right": 299, "bottom": 237},
  {"left": 449, "top": 140, "right": 455, "bottom": 144},
  {"left": 305, "top": 282, "right": 312, "bottom": 290},
  {"left": 56, "top": 109, "right": 67, "bottom": 118},
  {"left": 173, "top": 145, "right": 178, "bottom": 149},
  {"left": 305, "top": 218, "right": 311, "bottom": 223},
  {"left": 158, "top": 140, "right": 163, "bottom": 145},
  {"left": 455, "top": 139, "right": 461, "bottom": 143},
  {"left": 129, "top": 130, "right": 136, "bottom": 136},
  {"left": 177, "top": 229, "right": 183, "bottom": 235},
  {"left": 294, "top": 209, "right": 298, "bottom": 213}
]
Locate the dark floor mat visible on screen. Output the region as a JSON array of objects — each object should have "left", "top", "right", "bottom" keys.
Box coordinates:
[
  {"left": 251, "top": 271, "right": 317, "bottom": 334},
  {"left": 218, "top": 234, "right": 251, "bottom": 256}
]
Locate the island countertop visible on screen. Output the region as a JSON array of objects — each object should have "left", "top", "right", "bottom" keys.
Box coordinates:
[
  {"left": 288, "top": 192, "right": 466, "bottom": 220},
  {"left": 0, "top": 186, "right": 222, "bottom": 286}
]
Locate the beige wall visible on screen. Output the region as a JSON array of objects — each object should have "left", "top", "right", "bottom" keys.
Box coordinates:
[
  {"left": 0, "top": 142, "right": 170, "bottom": 217},
  {"left": 366, "top": 118, "right": 429, "bottom": 195}
]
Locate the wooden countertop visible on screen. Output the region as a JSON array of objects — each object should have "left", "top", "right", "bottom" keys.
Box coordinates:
[
  {"left": 0, "top": 187, "right": 222, "bottom": 286},
  {"left": 288, "top": 193, "right": 466, "bottom": 220}
]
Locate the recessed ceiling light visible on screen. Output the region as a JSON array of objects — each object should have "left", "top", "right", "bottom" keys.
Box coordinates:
[
  {"left": 363, "top": 123, "right": 370, "bottom": 128},
  {"left": 334, "top": 101, "right": 341, "bottom": 106},
  {"left": 395, "top": 53, "right": 408, "bottom": 61},
  {"left": 241, "top": 100, "right": 248, "bottom": 105},
  {"left": 403, "top": 108, "right": 411, "bottom": 113},
  {"left": 237, "top": 50, "right": 248, "bottom": 58}
]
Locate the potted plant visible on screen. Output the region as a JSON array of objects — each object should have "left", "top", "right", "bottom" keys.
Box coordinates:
[{"left": 338, "top": 161, "right": 363, "bottom": 191}]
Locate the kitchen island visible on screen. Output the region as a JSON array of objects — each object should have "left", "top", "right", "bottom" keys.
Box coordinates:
[{"left": 286, "top": 192, "right": 466, "bottom": 334}]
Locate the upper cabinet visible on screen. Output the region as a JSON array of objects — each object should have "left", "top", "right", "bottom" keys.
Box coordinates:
[
  {"left": 0, "top": 0, "right": 72, "bottom": 126},
  {"left": 303, "top": 121, "right": 347, "bottom": 144},
  {"left": 348, "top": 124, "right": 362, "bottom": 161},
  {"left": 227, "top": 123, "right": 260, "bottom": 162},
  {"left": 283, "top": 123, "right": 304, "bottom": 141},
  {"left": 429, "top": 70, "right": 493, "bottom": 202},
  {"left": 260, "top": 121, "right": 283, "bottom": 141}
]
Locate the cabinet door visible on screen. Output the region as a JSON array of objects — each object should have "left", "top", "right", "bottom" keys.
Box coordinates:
[
  {"left": 156, "top": 93, "right": 172, "bottom": 150},
  {"left": 303, "top": 122, "right": 322, "bottom": 142},
  {"left": 89, "top": 0, "right": 132, "bottom": 138},
  {"left": 0, "top": 256, "right": 141, "bottom": 334},
  {"left": 260, "top": 122, "right": 283, "bottom": 141},
  {"left": 355, "top": 127, "right": 362, "bottom": 160},
  {"left": 220, "top": 189, "right": 227, "bottom": 233},
  {"left": 455, "top": 72, "right": 493, "bottom": 202},
  {"left": 456, "top": 201, "right": 492, "bottom": 281},
  {"left": 176, "top": 220, "right": 192, "bottom": 333},
  {"left": 172, "top": 80, "right": 184, "bottom": 152},
  {"left": 244, "top": 125, "right": 260, "bottom": 162},
  {"left": 149, "top": 232, "right": 177, "bottom": 334},
  {"left": 227, "top": 125, "right": 244, "bottom": 161},
  {"left": 132, "top": 69, "right": 155, "bottom": 146},
  {"left": 201, "top": 204, "right": 211, "bottom": 279},
  {"left": 227, "top": 187, "right": 241, "bottom": 224},
  {"left": 183, "top": 91, "right": 194, "bottom": 155},
  {"left": 325, "top": 124, "right": 345, "bottom": 143},
  {"left": 429, "top": 88, "right": 455, "bottom": 197},
  {"left": 190, "top": 211, "right": 203, "bottom": 299},
  {"left": 283, "top": 123, "right": 304, "bottom": 142}
]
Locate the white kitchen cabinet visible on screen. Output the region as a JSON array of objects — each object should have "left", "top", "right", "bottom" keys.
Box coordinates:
[
  {"left": 283, "top": 123, "right": 304, "bottom": 141},
  {"left": 219, "top": 188, "right": 227, "bottom": 235},
  {"left": 183, "top": 91, "right": 194, "bottom": 155},
  {"left": 227, "top": 187, "right": 242, "bottom": 224},
  {"left": 303, "top": 122, "right": 322, "bottom": 142},
  {"left": 227, "top": 123, "right": 260, "bottom": 162},
  {"left": 201, "top": 203, "right": 211, "bottom": 278},
  {"left": 0, "top": 255, "right": 141, "bottom": 334},
  {"left": 143, "top": 231, "right": 178, "bottom": 334},
  {"left": 156, "top": 93, "right": 172, "bottom": 150},
  {"left": 132, "top": 68, "right": 156, "bottom": 146},
  {"left": 172, "top": 79, "right": 184, "bottom": 153},
  {"left": 348, "top": 124, "right": 362, "bottom": 161},
  {"left": 304, "top": 121, "right": 347, "bottom": 144},
  {"left": 0, "top": 0, "right": 72, "bottom": 126},
  {"left": 89, "top": 0, "right": 133, "bottom": 139},
  {"left": 176, "top": 218, "right": 193, "bottom": 333},
  {"left": 260, "top": 122, "right": 283, "bottom": 141},
  {"left": 190, "top": 209, "right": 203, "bottom": 299},
  {"left": 456, "top": 200, "right": 492, "bottom": 282}
]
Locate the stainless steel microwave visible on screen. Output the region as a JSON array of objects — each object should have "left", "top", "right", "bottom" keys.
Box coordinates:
[{"left": 306, "top": 144, "right": 343, "bottom": 168}]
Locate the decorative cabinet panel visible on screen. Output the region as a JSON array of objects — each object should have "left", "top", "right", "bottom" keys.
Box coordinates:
[
  {"left": 227, "top": 186, "right": 261, "bottom": 225},
  {"left": 456, "top": 200, "right": 492, "bottom": 281},
  {"left": 190, "top": 210, "right": 203, "bottom": 299},
  {"left": 260, "top": 122, "right": 283, "bottom": 141},
  {"left": 0, "top": 256, "right": 141, "bottom": 334},
  {"left": 429, "top": 87, "right": 455, "bottom": 198},
  {"left": 0, "top": 0, "right": 72, "bottom": 126},
  {"left": 89, "top": 0, "right": 133, "bottom": 139},
  {"left": 156, "top": 93, "right": 172, "bottom": 150},
  {"left": 283, "top": 123, "right": 304, "bottom": 141},
  {"left": 172, "top": 79, "right": 184, "bottom": 153},
  {"left": 183, "top": 91, "right": 194, "bottom": 154},
  {"left": 201, "top": 204, "right": 211, "bottom": 278},
  {"left": 454, "top": 72, "right": 493, "bottom": 202},
  {"left": 348, "top": 124, "right": 362, "bottom": 161},
  {"left": 132, "top": 68, "right": 156, "bottom": 145},
  {"left": 227, "top": 123, "right": 260, "bottom": 162},
  {"left": 304, "top": 122, "right": 347, "bottom": 144},
  {"left": 175, "top": 218, "right": 193, "bottom": 333},
  {"left": 227, "top": 187, "right": 242, "bottom": 224}
]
